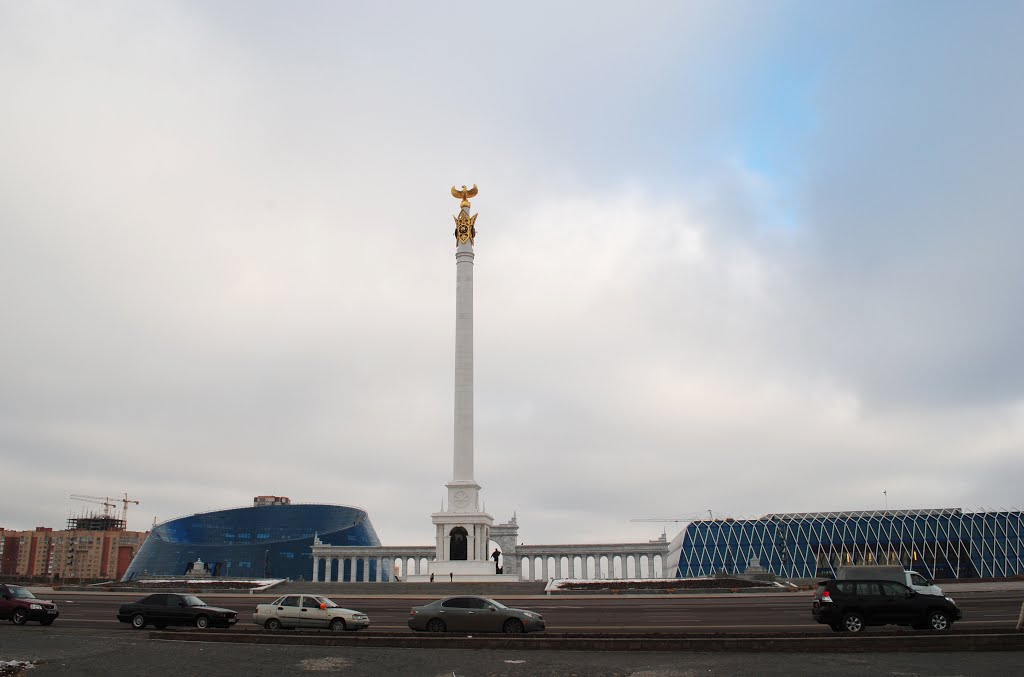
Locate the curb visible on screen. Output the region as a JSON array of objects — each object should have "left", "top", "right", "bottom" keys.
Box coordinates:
[{"left": 148, "top": 629, "right": 1024, "bottom": 653}]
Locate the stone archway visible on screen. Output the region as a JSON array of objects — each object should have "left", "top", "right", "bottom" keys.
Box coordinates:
[{"left": 450, "top": 527, "right": 469, "bottom": 560}]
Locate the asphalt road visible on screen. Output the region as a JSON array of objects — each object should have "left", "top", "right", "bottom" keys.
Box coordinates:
[
  {"left": 2, "top": 590, "right": 1022, "bottom": 676},
  {"left": 2, "top": 627, "right": 1023, "bottom": 676},
  {"left": 30, "top": 589, "right": 1023, "bottom": 633}
]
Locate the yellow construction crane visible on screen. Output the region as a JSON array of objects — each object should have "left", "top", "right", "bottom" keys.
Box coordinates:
[
  {"left": 630, "top": 513, "right": 712, "bottom": 536},
  {"left": 69, "top": 493, "right": 141, "bottom": 527},
  {"left": 119, "top": 492, "right": 141, "bottom": 526},
  {"left": 70, "top": 494, "right": 117, "bottom": 517},
  {"left": 631, "top": 511, "right": 711, "bottom": 525}
]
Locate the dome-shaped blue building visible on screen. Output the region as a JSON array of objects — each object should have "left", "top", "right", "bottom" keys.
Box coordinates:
[{"left": 122, "top": 497, "right": 381, "bottom": 581}]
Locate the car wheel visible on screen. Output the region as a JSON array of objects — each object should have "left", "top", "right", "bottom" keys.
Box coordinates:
[
  {"left": 195, "top": 615, "right": 209, "bottom": 629},
  {"left": 502, "top": 618, "right": 525, "bottom": 634},
  {"left": 40, "top": 619, "right": 55, "bottom": 626},
  {"left": 330, "top": 618, "right": 346, "bottom": 632},
  {"left": 131, "top": 613, "right": 146, "bottom": 629},
  {"left": 841, "top": 612, "right": 865, "bottom": 633},
  {"left": 265, "top": 618, "right": 282, "bottom": 630},
  {"left": 12, "top": 609, "right": 28, "bottom": 625},
  {"left": 425, "top": 618, "right": 446, "bottom": 633},
  {"left": 927, "top": 610, "right": 950, "bottom": 631}
]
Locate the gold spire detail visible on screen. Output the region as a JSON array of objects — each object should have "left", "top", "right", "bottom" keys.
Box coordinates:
[{"left": 452, "top": 184, "right": 479, "bottom": 245}]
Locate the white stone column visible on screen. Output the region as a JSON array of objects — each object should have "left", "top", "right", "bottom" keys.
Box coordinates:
[
  {"left": 454, "top": 237, "right": 475, "bottom": 482},
  {"left": 647, "top": 556, "right": 654, "bottom": 578},
  {"left": 568, "top": 555, "right": 575, "bottom": 579}
]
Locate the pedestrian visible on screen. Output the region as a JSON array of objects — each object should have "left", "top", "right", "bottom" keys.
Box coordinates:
[
  {"left": 429, "top": 572, "right": 434, "bottom": 583},
  {"left": 449, "top": 572, "right": 453, "bottom": 582}
]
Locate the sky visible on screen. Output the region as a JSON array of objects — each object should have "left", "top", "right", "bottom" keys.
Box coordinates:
[{"left": 2, "top": 1, "right": 1022, "bottom": 547}]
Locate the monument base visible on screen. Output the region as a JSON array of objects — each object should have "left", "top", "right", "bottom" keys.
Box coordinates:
[{"left": 405, "top": 560, "right": 504, "bottom": 583}]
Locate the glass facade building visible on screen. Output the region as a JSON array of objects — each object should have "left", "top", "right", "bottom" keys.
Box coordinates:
[
  {"left": 121, "top": 503, "right": 381, "bottom": 581},
  {"left": 668, "top": 508, "right": 1024, "bottom": 580}
]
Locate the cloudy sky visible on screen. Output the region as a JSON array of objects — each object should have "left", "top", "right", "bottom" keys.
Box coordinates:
[{"left": 2, "top": 1, "right": 1022, "bottom": 547}]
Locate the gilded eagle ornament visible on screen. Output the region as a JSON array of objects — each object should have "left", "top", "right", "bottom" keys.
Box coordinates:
[{"left": 451, "top": 184, "right": 478, "bottom": 206}]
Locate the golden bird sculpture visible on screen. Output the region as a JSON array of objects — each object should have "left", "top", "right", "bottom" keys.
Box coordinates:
[{"left": 451, "top": 184, "right": 478, "bottom": 202}]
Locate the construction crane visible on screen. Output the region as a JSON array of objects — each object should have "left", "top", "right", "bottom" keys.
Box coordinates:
[
  {"left": 631, "top": 512, "right": 716, "bottom": 535},
  {"left": 70, "top": 494, "right": 117, "bottom": 517},
  {"left": 631, "top": 510, "right": 712, "bottom": 525},
  {"left": 119, "top": 492, "right": 141, "bottom": 528}
]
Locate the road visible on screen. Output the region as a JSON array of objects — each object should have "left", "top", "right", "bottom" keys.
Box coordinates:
[
  {"left": 2, "top": 589, "right": 1021, "bottom": 676},
  {"left": 31, "top": 588, "right": 1023, "bottom": 633}
]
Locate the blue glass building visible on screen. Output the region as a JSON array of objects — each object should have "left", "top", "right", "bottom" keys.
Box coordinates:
[
  {"left": 668, "top": 508, "right": 1024, "bottom": 580},
  {"left": 122, "top": 502, "right": 381, "bottom": 581}
]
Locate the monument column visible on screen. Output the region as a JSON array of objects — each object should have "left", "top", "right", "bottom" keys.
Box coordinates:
[
  {"left": 454, "top": 226, "right": 474, "bottom": 482},
  {"left": 429, "top": 184, "right": 495, "bottom": 580}
]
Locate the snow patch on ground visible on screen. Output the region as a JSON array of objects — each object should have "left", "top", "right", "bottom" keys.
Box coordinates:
[
  {"left": 298, "top": 657, "right": 353, "bottom": 671},
  {"left": 0, "top": 660, "right": 36, "bottom": 676}
]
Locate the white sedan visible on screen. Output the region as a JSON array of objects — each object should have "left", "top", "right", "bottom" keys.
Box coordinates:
[{"left": 253, "top": 594, "right": 370, "bottom": 631}]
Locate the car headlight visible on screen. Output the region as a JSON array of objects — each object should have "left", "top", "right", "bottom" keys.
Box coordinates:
[
  {"left": 30, "top": 603, "right": 43, "bottom": 610},
  {"left": 945, "top": 596, "right": 956, "bottom": 604},
  {"left": 354, "top": 614, "right": 368, "bottom": 620},
  {"left": 522, "top": 611, "right": 540, "bottom": 620}
]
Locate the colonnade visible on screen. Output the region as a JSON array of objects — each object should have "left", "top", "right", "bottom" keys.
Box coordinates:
[
  {"left": 309, "top": 541, "right": 670, "bottom": 583},
  {"left": 310, "top": 545, "right": 435, "bottom": 582},
  {"left": 516, "top": 549, "right": 665, "bottom": 580}
]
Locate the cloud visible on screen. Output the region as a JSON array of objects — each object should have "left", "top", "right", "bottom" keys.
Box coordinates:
[{"left": 0, "top": 2, "right": 1022, "bottom": 549}]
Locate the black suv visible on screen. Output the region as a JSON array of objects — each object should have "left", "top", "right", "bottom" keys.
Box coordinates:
[{"left": 812, "top": 579, "right": 961, "bottom": 632}]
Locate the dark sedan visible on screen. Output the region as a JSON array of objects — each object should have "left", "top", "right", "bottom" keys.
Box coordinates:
[
  {"left": 408, "top": 596, "right": 545, "bottom": 634},
  {"left": 117, "top": 593, "right": 238, "bottom": 630}
]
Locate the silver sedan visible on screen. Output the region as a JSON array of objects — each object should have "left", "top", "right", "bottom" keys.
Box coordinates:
[
  {"left": 408, "top": 595, "right": 545, "bottom": 634},
  {"left": 253, "top": 594, "right": 370, "bottom": 631}
]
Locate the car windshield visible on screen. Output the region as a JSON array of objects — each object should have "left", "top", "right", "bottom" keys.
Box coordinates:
[
  {"left": 487, "top": 599, "right": 507, "bottom": 610},
  {"left": 9, "top": 587, "right": 36, "bottom": 599},
  {"left": 181, "top": 595, "right": 206, "bottom": 607},
  {"left": 317, "top": 597, "right": 339, "bottom": 608}
]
